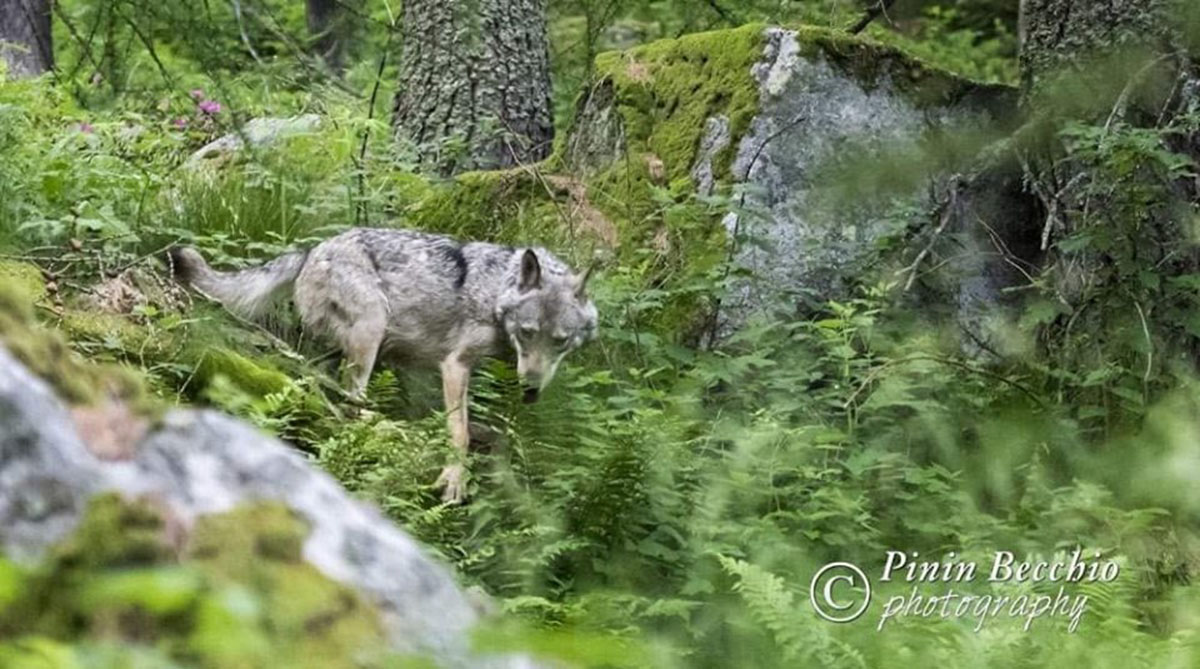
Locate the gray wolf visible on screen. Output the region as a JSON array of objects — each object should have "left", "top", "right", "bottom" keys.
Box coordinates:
[{"left": 169, "top": 227, "right": 598, "bottom": 503}]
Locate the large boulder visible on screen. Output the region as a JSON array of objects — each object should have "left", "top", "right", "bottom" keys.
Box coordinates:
[
  {"left": 0, "top": 289, "right": 534, "bottom": 667},
  {"left": 568, "top": 24, "right": 1019, "bottom": 337}
]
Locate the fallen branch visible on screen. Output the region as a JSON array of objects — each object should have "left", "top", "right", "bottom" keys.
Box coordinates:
[
  {"left": 899, "top": 175, "right": 961, "bottom": 292},
  {"left": 849, "top": 0, "right": 897, "bottom": 34}
]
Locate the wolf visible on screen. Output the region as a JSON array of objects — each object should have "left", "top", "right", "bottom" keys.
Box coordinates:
[{"left": 169, "top": 227, "right": 598, "bottom": 503}]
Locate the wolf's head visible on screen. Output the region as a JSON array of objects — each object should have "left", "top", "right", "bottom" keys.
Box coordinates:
[{"left": 496, "top": 249, "right": 597, "bottom": 403}]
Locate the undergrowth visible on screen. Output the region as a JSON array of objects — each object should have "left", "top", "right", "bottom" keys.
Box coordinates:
[{"left": 2, "top": 1, "right": 1200, "bottom": 667}]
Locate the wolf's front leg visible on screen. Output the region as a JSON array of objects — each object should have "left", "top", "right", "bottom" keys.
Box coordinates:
[{"left": 437, "top": 355, "right": 472, "bottom": 503}]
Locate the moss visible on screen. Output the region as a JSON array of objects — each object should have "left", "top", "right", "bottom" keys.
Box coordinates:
[
  {"left": 0, "top": 497, "right": 399, "bottom": 668},
  {"left": 193, "top": 348, "right": 293, "bottom": 398},
  {"left": 404, "top": 168, "right": 559, "bottom": 244},
  {"left": 790, "top": 25, "right": 1015, "bottom": 110},
  {"left": 52, "top": 494, "right": 177, "bottom": 570},
  {"left": 0, "top": 261, "right": 46, "bottom": 306},
  {"left": 185, "top": 504, "right": 388, "bottom": 668},
  {"left": 0, "top": 282, "right": 147, "bottom": 409},
  {"left": 57, "top": 310, "right": 181, "bottom": 364},
  {"left": 593, "top": 23, "right": 766, "bottom": 183}
]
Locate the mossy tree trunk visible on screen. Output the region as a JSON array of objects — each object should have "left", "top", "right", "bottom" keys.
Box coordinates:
[
  {"left": 0, "top": 0, "right": 53, "bottom": 78},
  {"left": 1018, "top": 0, "right": 1198, "bottom": 222},
  {"left": 1015, "top": 0, "right": 1200, "bottom": 375},
  {"left": 392, "top": 0, "right": 554, "bottom": 177},
  {"left": 1018, "top": 0, "right": 1184, "bottom": 106}
]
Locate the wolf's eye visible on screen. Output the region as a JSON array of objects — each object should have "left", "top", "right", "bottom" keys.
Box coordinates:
[
  {"left": 552, "top": 334, "right": 570, "bottom": 348},
  {"left": 520, "top": 325, "right": 539, "bottom": 338}
]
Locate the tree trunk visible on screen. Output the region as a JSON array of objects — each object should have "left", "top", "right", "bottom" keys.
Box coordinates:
[
  {"left": 1015, "top": 0, "right": 1200, "bottom": 374},
  {"left": 392, "top": 0, "right": 554, "bottom": 177},
  {"left": 306, "top": 0, "right": 345, "bottom": 72},
  {"left": 931, "top": 0, "right": 1200, "bottom": 361},
  {"left": 0, "top": 0, "right": 53, "bottom": 78},
  {"left": 1019, "top": 0, "right": 1183, "bottom": 110}
]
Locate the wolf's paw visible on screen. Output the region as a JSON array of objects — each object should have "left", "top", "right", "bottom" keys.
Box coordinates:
[{"left": 436, "top": 464, "right": 468, "bottom": 504}]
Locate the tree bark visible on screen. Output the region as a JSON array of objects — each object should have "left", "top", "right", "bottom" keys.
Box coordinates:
[
  {"left": 1018, "top": 0, "right": 1184, "bottom": 110},
  {"left": 392, "top": 0, "right": 554, "bottom": 176},
  {"left": 306, "top": 0, "right": 346, "bottom": 72},
  {"left": 1015, "top": 0, "right": 1200, "bottom": 371},
  {"left": 0, "top": 0, "right": 53, "bottom": 78}
]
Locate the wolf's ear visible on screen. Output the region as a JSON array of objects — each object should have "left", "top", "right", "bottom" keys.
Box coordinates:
[
  {"left": 519, "top": 249, "right": 542, "bottom": 292},
  {"left": 574, "top": 263, "right": 595, "bottom": 300}
]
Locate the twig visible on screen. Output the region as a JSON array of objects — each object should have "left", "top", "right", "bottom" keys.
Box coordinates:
[
  {"left": 1131, "top": 298, "right": 1153, "bottom": 391},
  {"left": 1103, "top": 52, "right": 1178, "bottom": 134},
  {"left": 899, "top": 175, "right": 961, "bottom": 291},
  {"left": 844, "top": 353, "right": 1048, "bottom": 410},
  {"left": 502, "top": 133, "right": 578, "bottom": 245},
  {"left": 849, "top": 0, "right": 898, "bottom": 34},
  {"left": 703, "top": 0, "right": 733, "bottom": 23},
  {"left": 52, "top": 1, "right": 101, "bottom": 78},
  {"left": 63, "top": 0, "right": 105, "bottom": 82},
  {"left": 976, "top": 215, "right": 1039, "bottom": 285},
  {"left": 706, "top": 113, "right": 807, "bottom": 347},
  {"left": 241, "top": 2, "right": 362, "bottom": 97},
  {"left": 356, "top": 26, "right": 395, "bottom": 226},
  {"left": 116, "top": 7, "right": 174, "bottom": 88},
  {"left": 229, "top": 0, "right": 263, "bottom": 64}
]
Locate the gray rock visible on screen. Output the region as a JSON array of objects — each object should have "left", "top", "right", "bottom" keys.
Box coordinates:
[
  {"left": 567, "top": 26, "right": 1021, "bottom": 347},
  {"left": 717, "top": 27, "right": 1015, "bottom": 332},
  {"left": 188, "top": 114, "right": 323, "bottom": 166},
  {"left": 0, "top": 351, "right": 104, "bottom": 562},
  {"left": 691, "top": 115, "right": 730, "bottom": 198},
  {"left": 0, "top": 345, "right": 536, "bottom": 668},
  {"left": 566, "top": 79, "right": 626, "bottom": 174}
]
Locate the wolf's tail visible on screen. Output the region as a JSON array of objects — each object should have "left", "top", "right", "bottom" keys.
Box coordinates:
[{"left": 168, "top": 246, "right": 308, "bottom": 320}]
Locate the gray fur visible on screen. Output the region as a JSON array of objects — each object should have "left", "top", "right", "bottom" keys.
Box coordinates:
[
  {"left": 171, "top": 228, "right": 598, "bottom": 502},
  {"left": 169, "top": 246, "right": 309, "bottom": 319}
]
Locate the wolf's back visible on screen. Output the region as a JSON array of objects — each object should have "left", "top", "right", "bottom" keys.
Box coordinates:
[{"left": 169, "top": 247, "right": 308, "bottom": 319}]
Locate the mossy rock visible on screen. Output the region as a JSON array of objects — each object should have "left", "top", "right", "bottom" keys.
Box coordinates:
[
  {"left": 0, "top": 282, "right": 147, "bottom": 408},
  {"left": 576, "top": 23, "right": 1013, "bottom": 183},
  {"left": 192, "top": 348, "right": 293, "bottom": 398},
  {"left": 789, "top": 25, "right": 1013, "bottom": 107},
  {"left": 586, "top": 22, "right": 766, "bottom": 184},
  {"left": 185, "top": 504, "right": 388, "bottom": 668},
  {"left": 0, "top": 261, "right": 46, "bottom": 307},
  {"left": 404, "top": 168, "right": 560, "bottom": 244},
  {"left": 0, "top": 496, "right": 397, "bottom": 669}
]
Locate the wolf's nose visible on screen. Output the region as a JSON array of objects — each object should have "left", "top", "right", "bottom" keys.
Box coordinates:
[{"left": 522, "top": 387, "right": 540, "bottom": 404}]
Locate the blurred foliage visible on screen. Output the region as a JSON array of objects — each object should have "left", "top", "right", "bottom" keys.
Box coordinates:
[{"left": 3, "top": 0, "right": 1200, "bottom": 668}]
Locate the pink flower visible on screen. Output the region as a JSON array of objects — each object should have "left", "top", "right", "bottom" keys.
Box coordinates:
[
  {"left": 189, "top": 89, "right": 205, "bottom": 100},
  {"left": 78, "top": 122, "right": 94, "bottom": 134},
  {"left": 173, "top": 117, "right": 188, "bottom": 129},
  {"left": 197, "top": 100, "right": 221, "bottom": 115}
]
